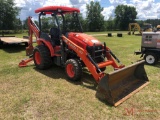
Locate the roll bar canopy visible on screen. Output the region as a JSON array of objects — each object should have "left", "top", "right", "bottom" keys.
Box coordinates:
[{"left": 35, "top": 6, "right": 80, "bottom": 14}]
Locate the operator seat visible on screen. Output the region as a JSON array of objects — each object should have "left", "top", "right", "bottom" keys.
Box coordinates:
[{"left": 49, "top": 27, "right": 60, "bottom": 46}]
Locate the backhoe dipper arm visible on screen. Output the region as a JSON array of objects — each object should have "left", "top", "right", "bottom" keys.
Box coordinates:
[
  {"left": 28, "top": 16, "right": 40, "bottom": 46},
  {"left": 62, "top": 35, "right": 124, "bottom": 82},
  {"left": 26, "top": 17, "right": 40, "bottom": 56}
]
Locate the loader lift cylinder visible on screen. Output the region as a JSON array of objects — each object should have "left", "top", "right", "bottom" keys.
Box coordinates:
[{"left": 87, "top": 54, "right": 102, "bottom": 73}]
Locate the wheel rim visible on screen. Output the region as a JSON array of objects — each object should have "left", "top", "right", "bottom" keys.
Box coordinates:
[
  {"left": 67, "top": 64, "right": 75, "bottom": 78},
  {"left": 35, "top": 51, "right": 41, "bottom": 65},
  {"left": 146, "top": 55, "right": 155, "bottom": 64}
]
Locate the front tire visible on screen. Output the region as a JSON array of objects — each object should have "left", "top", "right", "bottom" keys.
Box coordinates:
[
  {"left": 33, "top": 45, "right": 52, "bottom": 69},
  {"left": 144, "top": 52, "right": 158, "bottom": 65},
  {"left": 65, "top": 59, "right": 82, "bottom": 81}
]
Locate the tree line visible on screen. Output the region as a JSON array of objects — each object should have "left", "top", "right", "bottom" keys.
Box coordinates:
[
  {"left": 1, "top": 0, "right": 160, "bottom": 33},
  {"left": 0, "top": 0, "right": 22, "bottom": 33}
]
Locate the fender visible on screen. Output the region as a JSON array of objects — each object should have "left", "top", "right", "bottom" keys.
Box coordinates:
[{"left": 37, "top": 38, "right": 55, "bottom": 57}]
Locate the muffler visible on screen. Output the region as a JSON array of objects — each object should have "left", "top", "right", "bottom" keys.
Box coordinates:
[{"left": 96, "top": 60, "right": 149, "bottom": 106}]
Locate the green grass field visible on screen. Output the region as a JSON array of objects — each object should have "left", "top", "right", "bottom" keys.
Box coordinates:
[{"left": 0, "top": 32, "right": 160, "bottom": 119}]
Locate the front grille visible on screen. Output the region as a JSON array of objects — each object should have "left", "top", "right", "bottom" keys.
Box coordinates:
[{"left": 86, "top": 45, "right": 105, "bottom": 63}]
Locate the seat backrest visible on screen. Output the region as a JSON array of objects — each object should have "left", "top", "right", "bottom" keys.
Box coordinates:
[
  {"left": 40, "top": 32, "right": 56, "bottom": 46},
  {"left": 49, "top": 28, "right": 59, "bottom": 38},
  {"left": 49, "top": 28, "right": 60, "bottom": 45},
  {"left": 40, "top": 32, "right": 51, "bottom": 41}
]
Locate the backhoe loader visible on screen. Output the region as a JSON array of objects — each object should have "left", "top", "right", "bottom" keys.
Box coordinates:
[
  {"left": 19, "top": 6, "right": 149, "bottom": 106},
  {"left": 128, "top": 23, "right": 142, "bottom": 35},
  {"left": 128, "top": 23, "right": 153, "bottom": 35}
]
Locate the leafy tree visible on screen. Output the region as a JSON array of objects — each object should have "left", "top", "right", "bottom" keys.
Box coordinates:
[
  {"left": 22, "top": 18, "right": 28, "bottom": 30},
  {"left": 136, "top": 19, "right": 160, "bottom": 31},
  {"left": 145, "top": 19, "right": 160, "bottom": 28},
  {"left": 105, "top": 16, "right": 115, "bottom": 30},
  {"left": 79, "top": 14, "right": 88, "bottom": 32},
  {"left": 41, "top": 17, "right": 52, "bottom": 32},
  {"left": 64, "top": 13, "right": 85, "bottom": 32},
  {"left": 0, "top": 0, "right": 20, "bottom": 30},
  {"left": 86, "top": 1, "right": 104, "bottom": 31},
  {"left": 14, "top": 18, "right": 22, "bottom": 33},
  {"left": 76, "top": 13, "right": 86, "bottom": 32},
  {"left": 115, "top": 5, "right": 137, "bottom": 30}
]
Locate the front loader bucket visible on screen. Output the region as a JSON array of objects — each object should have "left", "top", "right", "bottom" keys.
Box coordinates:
[{"left": 96, "top": 60, "right": 149, "bottom": 106}]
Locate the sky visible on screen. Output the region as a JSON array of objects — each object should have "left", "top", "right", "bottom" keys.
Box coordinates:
[{"left": 14, "top": 0, "right": 160, "bottom": 21}]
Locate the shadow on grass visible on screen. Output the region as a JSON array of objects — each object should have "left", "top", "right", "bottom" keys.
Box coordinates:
[
  {"left": 33, "top": 65, "right": 113, "bottom": 107},
  {"left": 154, "top": 61, "right": 160, "bottom": 68},
  {"left": 33, "top": 65, "right": 96, "bottom": 89},
  {"left": 145, "top": 61, "right": 160, "bottom": 68},
  {"left": 136, "top": 59, "right": 160, "bottom": 68},
  {"left": 154, "top": 64, "right": 160, "bottom": 68},
  {"left": 0, "top": 44, "right": 26, "bottom": 53}
]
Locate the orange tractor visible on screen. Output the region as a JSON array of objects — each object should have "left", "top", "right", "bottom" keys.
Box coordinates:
[{"left": 19, "top": 6, "right": 149, "bottom": 106}]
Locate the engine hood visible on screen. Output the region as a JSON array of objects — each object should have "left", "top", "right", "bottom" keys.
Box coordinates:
[{"left": 67, "top": 32, "right": 102, "bottom": 46}]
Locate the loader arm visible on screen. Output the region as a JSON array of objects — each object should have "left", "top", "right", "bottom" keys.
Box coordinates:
[{"left": 61, "top": 35, "right": 123, "bottom": 82}]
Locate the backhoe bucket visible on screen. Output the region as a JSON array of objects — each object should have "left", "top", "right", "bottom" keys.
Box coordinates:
[{"left": 96, "top": 60, "right": 149, "bottom": 106}]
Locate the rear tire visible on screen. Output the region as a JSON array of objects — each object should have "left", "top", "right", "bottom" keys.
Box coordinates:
[
  {"left": 65, "top": 59, "right": 82, "bottom": 81},
  {"left": 33, "top": 45, "right": 52, "bottom": 69},
  {"left": 144, "top": 52, "right": 158, "bottom": 65}
]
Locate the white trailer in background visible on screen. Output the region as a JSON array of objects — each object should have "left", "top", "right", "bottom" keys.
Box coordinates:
[{"left": 0, "top": 37, "right": 29, "bottom": 45}]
